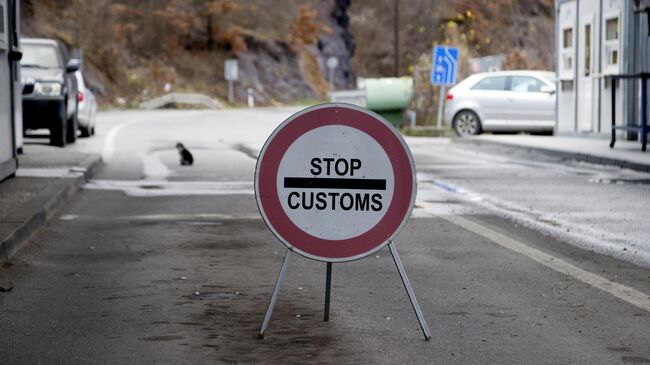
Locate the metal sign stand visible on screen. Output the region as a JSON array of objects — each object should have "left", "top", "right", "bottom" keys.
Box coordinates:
[
  {"left": 436, "top": 85, "right": 446, "bottom": 129},
  {"left": 324, "top": 262, "right": 332, "bottom": 322},
  {"left": 259, "top": 250, "right": 292, "bottom": 337},
  {"left": 258, "top": 242, "right": 431, "bottom": 341}
]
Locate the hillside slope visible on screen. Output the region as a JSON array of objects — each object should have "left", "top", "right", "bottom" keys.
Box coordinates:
[
  {"left": 21, "top": 0, "right": 355, "bottom": 106},
  {"left": 21, "top": 0, "right": 554, "bottom": 112}
]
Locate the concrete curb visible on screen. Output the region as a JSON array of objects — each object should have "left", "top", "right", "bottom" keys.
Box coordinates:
[
  {"left": 0, "top": 154, "right": 102, "bottom": 265},
  {"left": 453, "top": 138, "right": 650, "bottom": 173}
]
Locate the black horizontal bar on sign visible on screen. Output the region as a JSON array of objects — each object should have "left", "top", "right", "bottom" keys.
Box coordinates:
[{"left": 283, "top": 177, "right": 386, "bottom": 190}]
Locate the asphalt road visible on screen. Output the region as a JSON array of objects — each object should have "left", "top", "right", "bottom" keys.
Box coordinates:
[{"left": 1, "top": 108, "right": 649, "bottom": 364}]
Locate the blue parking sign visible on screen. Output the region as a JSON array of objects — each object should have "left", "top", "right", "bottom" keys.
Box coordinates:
[{"left": 431, "top": 46, "right": 459, "bottom": 86}]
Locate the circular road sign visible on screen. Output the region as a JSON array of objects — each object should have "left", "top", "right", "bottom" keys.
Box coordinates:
[
  {"left": 326, "top": 56, "right": 339, "bottom": 69},
  {"left": 255, "top": 103, "right": 416, "bottom": 262}
]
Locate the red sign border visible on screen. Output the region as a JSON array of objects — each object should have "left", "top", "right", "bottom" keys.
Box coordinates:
[{"left": 255, "top": 103, "right": 416, "bottom": 262}]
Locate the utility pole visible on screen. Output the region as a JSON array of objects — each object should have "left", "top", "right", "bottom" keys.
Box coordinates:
[{"left": 394, "top": 0, "right": 399, "bottom": 77}]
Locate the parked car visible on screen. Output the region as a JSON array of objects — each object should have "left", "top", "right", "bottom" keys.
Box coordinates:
[
  {"left": 20, "top": 38, "right": 80, "bottom": 147},
  {"left": 444, "top": 70, "right": 556, "bottom": 136},
  {"left": 74, "top": 71, "right": 97, "bottom": 137}
]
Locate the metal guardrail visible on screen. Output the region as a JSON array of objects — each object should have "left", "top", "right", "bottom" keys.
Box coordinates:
[
  {"left": 139, "top": 93, "right": 224, "bottom": 110},
  {"left": 328, "top": 90, "right": 367, "bottom": 107}
]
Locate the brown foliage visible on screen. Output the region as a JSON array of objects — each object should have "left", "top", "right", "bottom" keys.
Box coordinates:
[
  {"left": 216, "top": 26, "right": 248, "bottom": 55},
  {"left": 206, "top": 0, "right": 241, "bottom": 15},
  {"left": 286, "top": 4, "right": 331, "bottom": 50}
]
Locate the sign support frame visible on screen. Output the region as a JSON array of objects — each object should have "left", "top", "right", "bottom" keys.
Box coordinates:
[
  {"left": 255, "top": 103, "right": 430, "bottom": 341},
  {"left": 324, "top": 262, "right": 332, "bottom": 321},
  {"left": 258, "top": 243, "right": 431, "bottom": 341},
  {"left": 259, "top": 250, "right": 292, "bottom": 338}
]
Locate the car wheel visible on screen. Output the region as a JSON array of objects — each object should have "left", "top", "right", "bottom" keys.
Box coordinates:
[
  {"left": 80, "top": 125, "right": 91, "bottom": 138},
  {"left": 453, "top": 110, "right": 481, "bottom": 136},
  {"left": 50, "top": 117, "right": 67, "bottom": 147},
  {"left": 66, "top": 111, "right": 78, "bottom": 143}
]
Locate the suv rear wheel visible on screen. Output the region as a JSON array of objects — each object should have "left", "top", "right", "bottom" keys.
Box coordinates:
[
  {"left": 66, "top": 111, "right": 78, "bottom": 144},
  {"left": 50, "top": 116, "right": 67, "bottom": 147},
  {"left": 453, "top": 110, "right": 481, "bottom": 136}
]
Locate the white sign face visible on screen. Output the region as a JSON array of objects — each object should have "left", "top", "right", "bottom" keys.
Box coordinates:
[
  {"left": 277, "top": 125, "right": 394, "bottom": 240},
  {"left": 255, "top": 103, "right": 416, "bottom": 262},
  {"left": 326, "top": 56, "right": 339, "bottom": 69},
  {"left": 224, "top": 59, "right": 238, "bottom": 81}
]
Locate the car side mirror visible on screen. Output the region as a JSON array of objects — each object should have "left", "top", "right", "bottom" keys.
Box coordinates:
[
  {"left": 66, "top": 59, "right": 81, "bottom": 73},
  {"left": 540, "top": 85, "right": 555, "bottom": 94}
]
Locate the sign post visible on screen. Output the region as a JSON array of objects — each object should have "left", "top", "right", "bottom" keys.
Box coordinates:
[
  {"left": 326, "top": 56, "right": 338, "bottom": 91},
  {"left": 224, "top": 59, "right": 238, "bottom": 104},
  {"left": 431, "top": 46, "right": 459, "bottom": 128},
  {"left": 255, "top": 103, "right": 431, "bottom": 340}
]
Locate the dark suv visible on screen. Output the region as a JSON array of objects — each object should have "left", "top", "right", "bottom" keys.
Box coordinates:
[{"left": 21, "top": 38, "right": 80, "bottom": 147}]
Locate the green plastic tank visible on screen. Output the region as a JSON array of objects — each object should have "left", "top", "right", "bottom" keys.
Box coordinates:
[{"left": 364, "top": 77, "right": 413, "bottom": 126}]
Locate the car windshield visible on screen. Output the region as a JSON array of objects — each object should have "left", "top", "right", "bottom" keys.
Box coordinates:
[{"left": 21, "top": 44, "right": 61, "bottom": 69}]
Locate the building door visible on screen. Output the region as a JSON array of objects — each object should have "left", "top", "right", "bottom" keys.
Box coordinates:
[
  {"left": 0, "top": 0, "right": 17, "bottom": 181},
  {"left": 579, "top": 17, "right": 595, "bottom": 132}
]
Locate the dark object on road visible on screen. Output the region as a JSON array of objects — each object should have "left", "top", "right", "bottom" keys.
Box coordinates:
[
  {"left": 176, "top": 142, "right": 194, "bottom": 166},
  {"left": 21, "top": 38, "right": 80, "bottom": 147},
  {"left": 0, "top": 283, "right": 13, "bottom": 292}
]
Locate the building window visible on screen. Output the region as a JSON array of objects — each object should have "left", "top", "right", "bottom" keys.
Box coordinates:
[
  {"left": 606, "top": 17, "right": 619, "bottom": 41},
  {"left": 563, "top": 28, "right": 573, "bottom": 48},
  {"left": 604, "top": 16, "right": 620, "bottom": 74},
  {"left": 561, "top": 27, "right": 574, "bottom": 79},
  {"left": 584, "top": 24, "right": 591, "bottom": 76},
  {"left": 0, "top": 4, "right": 5, "bottom": 50}
]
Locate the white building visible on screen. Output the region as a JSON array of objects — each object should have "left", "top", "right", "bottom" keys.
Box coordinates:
[
  {"left": 555, "top": 0, "right": 649, "bottom": 144},
  {"left": 0, "top": 0, "right": 21, "bottom": 181}
]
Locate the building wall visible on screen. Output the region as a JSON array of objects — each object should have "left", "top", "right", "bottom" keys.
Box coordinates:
[
  {"left": 626, "top": 0, "right": 650, "bottom": 137},
  {"left": 604, "top": 0, "right": 625, "bottom": 137},
  {"left": 0, "top": 0, "right": 16, "bottom": 181},
  {"left": 576, "top": 0, "right": 599, "bottom": 133},
  {"left": 556, "top": 0, "right": 629, "bottom": 137},
  {"left": 557, "top": 0, "right": 578, "bottom": 134}
]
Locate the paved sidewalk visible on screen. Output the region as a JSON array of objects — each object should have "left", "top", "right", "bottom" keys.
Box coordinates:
[
  {"left": 454, "top": 135, "right": 650, "bottom": 172},
  {"left": 0, "top": 145, "right": 101, "bottom": 265}
]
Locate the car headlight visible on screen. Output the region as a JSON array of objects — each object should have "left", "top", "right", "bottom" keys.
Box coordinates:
[{"left": 34, "top": 82, "right": 62, "bottom": 96}]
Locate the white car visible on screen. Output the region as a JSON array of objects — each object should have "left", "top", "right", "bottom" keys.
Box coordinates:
[
  {"left": 444, "top": 71, "right": 556, "bottom": 136},
  {"left": 74, "top": 71, "right": 97, "bottom": 137}
]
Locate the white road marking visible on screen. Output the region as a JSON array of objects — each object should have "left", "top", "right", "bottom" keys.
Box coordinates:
[
  {"left": 16, "top": 168, "right": 84, "bottom": 178},
  {"left": 102, "top": 121, "right": 132, "bottom": 161},
  {"left": 59, "top": 213, "right": 260, "bottom": 221},
  {"left": 140, "top": 151, "right": 171, "bottom": 180},
  {"left": 84, "top": 179, "right": 253, "bottom": 196},
  {"left": 416, "top": 174, "right": 650, "bottom": 268},
  {"left": 440, "top": 214, "right": 650, "bottom": 313}
]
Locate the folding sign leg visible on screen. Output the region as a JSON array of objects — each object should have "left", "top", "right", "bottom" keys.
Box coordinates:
[
  {"left": 388, "top": 242, "right": 432, "bottom": 341},
  {"left": 259, "top": 250, "right": 292, "bottom": 338},
  {"left": 324, "top": 262, "right": 332, "bottom": 321}
]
